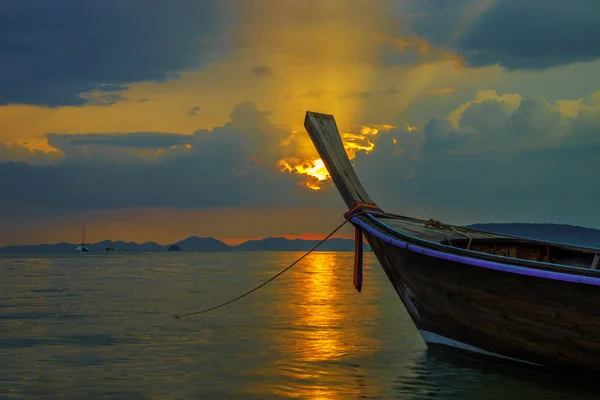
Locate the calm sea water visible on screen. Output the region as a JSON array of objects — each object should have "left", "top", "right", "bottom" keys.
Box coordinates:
[{"left": 1, "top": 251, "right": 598, "bottom": 399}]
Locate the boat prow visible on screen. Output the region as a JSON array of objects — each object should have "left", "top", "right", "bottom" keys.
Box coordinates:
[{"left": 304, "top": 110, "right": 600, "bottom": 374}]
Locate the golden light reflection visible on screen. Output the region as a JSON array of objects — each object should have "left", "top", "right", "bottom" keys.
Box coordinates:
[
  {"left": 270, "top": 252, "right": 380, "bottom": 399},
  {"left": 293, "top": 253, "right": 345, "bottom": 362}
]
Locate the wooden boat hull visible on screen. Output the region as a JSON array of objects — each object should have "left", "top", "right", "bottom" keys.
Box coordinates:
[
  {"left": 302, "top": 111, "right": 600, "bottom": 374},
  {"left": 360, "top": 223, "right": 600, "bottom": 372}
]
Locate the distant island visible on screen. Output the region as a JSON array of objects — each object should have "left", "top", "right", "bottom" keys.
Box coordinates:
[
  {"left": 1, "top": 223, "right": 600, "bottom": 254},
  {"left": 0, "top": 235, "right": 368, "bottom": 254}
]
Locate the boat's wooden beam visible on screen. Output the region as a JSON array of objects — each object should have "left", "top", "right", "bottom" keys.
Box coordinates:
[{"left": 304, "top": 111, "right": 375, "bottom": 208}]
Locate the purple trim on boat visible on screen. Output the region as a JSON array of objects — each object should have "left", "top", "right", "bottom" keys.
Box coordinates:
[
  {"left": 351, "top": 217, "right": 600, "bottom": 287},
  {"left": 367, "top": 213, "right": 599, "bottom": 273}
]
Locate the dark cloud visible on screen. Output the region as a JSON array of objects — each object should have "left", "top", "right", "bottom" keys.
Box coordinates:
[
  {"left": 0, "top": 142, "right": 59, "bottom": 164},
  {"left": 252, "top": 66, "right": 274, "bottom": 78},
  {"left": 95, "top": 84, "right": 129, "bottom": 93},
  {"left": 3, "top": 93, "right": 600, "bottom": 227},
  {"left": 47, "top": 132, "right": 193, "bottom": 149},
  {"left": 0, "top": 101, "right": 339, "bottom": 215},
  {"left": 0, "top": 0, "right": 223, "bottom": 106},
  {"left": 353, "top": 91, "right": 600, "bottom": 226},
  {"left": 458, "top": 0, "right": 600, "bottom": 69},
  {"left": 399, "top": 0, "right": 600, "bottom": 70},
  {"left": 379, "top": 35, "right": 456, "bottom": 67}
]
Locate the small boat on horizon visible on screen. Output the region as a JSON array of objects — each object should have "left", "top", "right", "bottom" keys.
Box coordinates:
[
  {"left": 304, "top": 111, "right": 600, "bottom": 375},
  {"left": 76, "top": 223, "right": 89, "bottom": 252}
]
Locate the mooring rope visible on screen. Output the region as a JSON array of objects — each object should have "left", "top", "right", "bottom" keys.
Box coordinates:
[
  {"left": 424, "top": 218, "right": 474, "bottom": 250},
  {"left": 173, "top": 219, "right": 351, "bottom": 319}
]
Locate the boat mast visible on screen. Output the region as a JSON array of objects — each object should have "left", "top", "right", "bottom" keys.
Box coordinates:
[{"left": 82, "top": 222, "right": 86, "bottom": 245}]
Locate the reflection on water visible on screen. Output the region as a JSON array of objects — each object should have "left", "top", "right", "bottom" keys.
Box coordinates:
[
  {"left": 394, "top": 349, "right": 600, "bottom": 400},
  {"left": 289, "top": 253, "right": 381, "bottom": 361},
  {"left": 1, "top": 252, "right": 600, "bottom": 399},
  {"left": 270, "top": 252, "right": 381, "bottom": 399},
  {"left": 292, "top": 252, "right": 346, "bottom": 362}
]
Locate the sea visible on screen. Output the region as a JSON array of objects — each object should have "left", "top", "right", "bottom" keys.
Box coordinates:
[{"left": 1, "top": 251, "right": 598, "bottom": 399}]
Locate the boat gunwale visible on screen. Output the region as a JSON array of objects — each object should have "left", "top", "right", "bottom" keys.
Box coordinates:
[
  {"left": 357, "top": 212, "right": 600, "bottom": 280},
  {"left": 354, "top": 215, "right": 600, "bottom": 286},
  {"left": 376, "top": 211, "right": 600, "bottom": 254}
]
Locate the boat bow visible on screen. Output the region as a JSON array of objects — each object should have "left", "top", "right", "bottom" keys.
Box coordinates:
[{"left": 302, "top": 110, "right": 600, "bottom": 374}]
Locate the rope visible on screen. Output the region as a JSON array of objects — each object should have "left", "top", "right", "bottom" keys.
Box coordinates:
[
  {"left": 173, "top": 218, "right": 351, "bottom": 319},
  {"left": 424, "top": 218, "right": 474, "bottom": 250}
]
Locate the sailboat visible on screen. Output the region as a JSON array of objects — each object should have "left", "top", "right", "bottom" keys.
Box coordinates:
[
  {"left": 304, "top": 111, "right": 600, "bottom": 374},
  {"left": 75, "top": 223, "right": 89, "bottom": 252}
]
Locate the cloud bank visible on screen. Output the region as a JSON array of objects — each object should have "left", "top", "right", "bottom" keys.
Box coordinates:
[
  {"left": 354, "top": 89, "right": 600, "bottom": 224},
  {"left": 399, "top": 0, "right": 600, "bottom": 69},
  {"left": 0, "top": 0, "right": 224, "bottom": 106},
  {"left": 2, "top": 89, "right": 600, "bottom": 227}
]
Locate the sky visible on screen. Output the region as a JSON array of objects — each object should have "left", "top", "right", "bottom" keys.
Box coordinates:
[{"left": 1, "top": 0, "right": 600, "bottom": 245}]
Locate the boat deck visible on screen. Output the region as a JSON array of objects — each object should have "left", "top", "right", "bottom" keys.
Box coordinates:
[
  {"left": 370, "top": 214, "right": 599, "bottom": 269},
  {"left": 375, "top": 215, "right": 504, "bottom": 244}
]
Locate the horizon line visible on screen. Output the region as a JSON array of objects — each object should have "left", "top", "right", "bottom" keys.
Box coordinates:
[
  {"left": 3, "top": 221, "right": 600, "bottom": 248},
  {"left": 0, "top": 233, "right": 357, "bottom": 248}
]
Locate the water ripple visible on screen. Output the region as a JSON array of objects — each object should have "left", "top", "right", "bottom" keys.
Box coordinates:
[{"left": 1, "top": 252, "right": 599, "bottom": 399}]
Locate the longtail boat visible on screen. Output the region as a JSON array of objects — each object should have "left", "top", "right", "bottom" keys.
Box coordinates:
[{"left": 304, "top": 111, "right": 600, "bottom": 373}]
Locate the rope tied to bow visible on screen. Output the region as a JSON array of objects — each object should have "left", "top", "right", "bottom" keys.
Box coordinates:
[{"left": 424, "top": 218, "right": 474, "bottom": 250}]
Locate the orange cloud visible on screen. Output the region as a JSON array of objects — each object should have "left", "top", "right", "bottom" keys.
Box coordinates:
[{"left": 278, "top": 123, "right": 395, "bottom": 190}]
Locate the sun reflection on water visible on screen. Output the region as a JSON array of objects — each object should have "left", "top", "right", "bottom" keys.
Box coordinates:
[
  {"left": 268, "top": 252, "right": 381, "bottom": 399},
  {"left": 291, "top": 252, "right": 345, "bottom": 362}
]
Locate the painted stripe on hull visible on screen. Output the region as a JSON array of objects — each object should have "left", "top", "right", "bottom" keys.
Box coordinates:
[
  {"left": 419, "top": 330, "right": 543, "bottom": 367},
  {"left": 352, "top": 216, "right": 600, "bottom": 287}
]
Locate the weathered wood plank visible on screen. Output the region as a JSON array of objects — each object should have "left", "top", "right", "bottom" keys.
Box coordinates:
[
  {"left": 304, "top": 111, "right": 374, "bottom": 208},
  {"left": 382, "top": 218, "right": 500, "bottom": 242}
]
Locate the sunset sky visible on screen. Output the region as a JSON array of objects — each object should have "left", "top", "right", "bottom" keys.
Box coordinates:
[{"left": 2, "top": 0, "right": 600, "bottom": 245}]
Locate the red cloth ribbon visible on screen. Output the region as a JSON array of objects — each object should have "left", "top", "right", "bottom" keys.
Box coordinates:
[
  {"left": 353, "top": 226, "right": 363, "bottom": 292},
  {"left": 344, "top": 202, "right": 382, "bottom": 293}
]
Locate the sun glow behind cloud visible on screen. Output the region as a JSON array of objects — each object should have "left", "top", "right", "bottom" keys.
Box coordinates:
[
  {"left": 227, "top": 0, "right": 404, "bottom": 190},
  {"left": 278, "top": 123, "right": 395, "bottom": 190},
  {"left": 1, "top": 0, "right": 477, "bottom": 183}
]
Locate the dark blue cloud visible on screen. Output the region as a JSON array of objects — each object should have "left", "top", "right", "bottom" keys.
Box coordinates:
[
  {"left": 0, "top": 0, "right": 223, "bottom": 106},
  {"left": 47, "top": 132, "right": 193, "bottom": 149},
  {"left": 354, "top": 91, "right": 600, "bottom": 225},
  {"left": 0, "top": 101, "right": 340, "bottom": 214},
  {"left": 458, "top": 0, "right": 600, "bottom": 69},
  {"left": 400, "top": 0, "right": 600, "bottom": 70},
  {"left": 0, "top": 156, "right": 322, "bottom": 212}
]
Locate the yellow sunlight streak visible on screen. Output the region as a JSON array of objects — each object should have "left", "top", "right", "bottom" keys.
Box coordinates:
[{"left": 229, "top": 0, "right": 399, "bottom": 189}]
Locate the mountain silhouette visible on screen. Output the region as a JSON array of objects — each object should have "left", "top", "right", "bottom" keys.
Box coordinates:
[
  {"left": 2, "top": 223, "right": 600, "bottom": 253},
  {"left": 467, "top": 223, "right": 600, "bottom": 247},
  {"left": 170, "top": 236, "right": 231, "bottom": 251}
]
